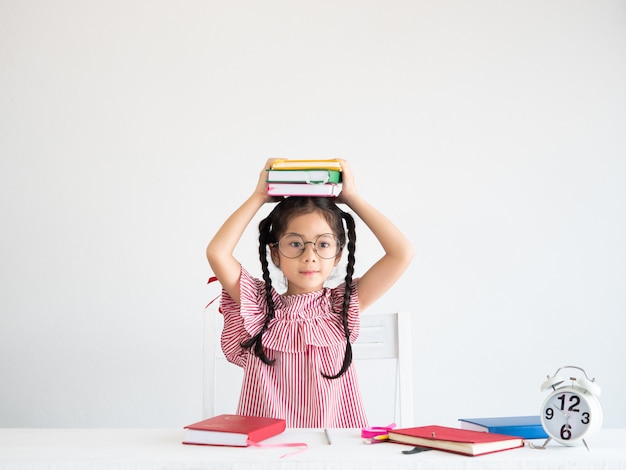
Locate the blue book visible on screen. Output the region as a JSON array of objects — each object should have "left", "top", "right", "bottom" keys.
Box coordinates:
[{"left": 458, "top": 416, "right": 548, "bottom": 440}]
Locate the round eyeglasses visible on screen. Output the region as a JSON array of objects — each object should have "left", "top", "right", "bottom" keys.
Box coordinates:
[{"left": 274, "top": 233, "right": 342, "bottom": 259}]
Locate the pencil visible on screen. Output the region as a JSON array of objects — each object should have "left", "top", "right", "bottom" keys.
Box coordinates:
[
  {"left": 324, "top": 428, "right": 332, "bottom": 445},
  {"left": 363, "top": 434, "right": 389, "bottom": 444}
]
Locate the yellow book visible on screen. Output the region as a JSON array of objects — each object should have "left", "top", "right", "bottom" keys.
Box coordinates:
[{"left": 270, "top": 159, "right": 343, "bottom": 171}]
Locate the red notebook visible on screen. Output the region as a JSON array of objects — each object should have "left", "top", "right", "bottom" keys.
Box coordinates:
[
  {"left": 387, "top": 425, "right": 524, "bottom": 456},
  {"left": 182, "top": 414, "right": 286, "bottom": 447}
]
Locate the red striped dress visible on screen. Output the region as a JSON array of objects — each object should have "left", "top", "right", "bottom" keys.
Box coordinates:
[{"left": 220, "top": 267, "right": 368, "bottom": 428}]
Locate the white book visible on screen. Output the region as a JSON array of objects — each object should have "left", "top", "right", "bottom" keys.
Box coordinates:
[{"left": 266, "top": 182, "right": 342, "bottom": 197}]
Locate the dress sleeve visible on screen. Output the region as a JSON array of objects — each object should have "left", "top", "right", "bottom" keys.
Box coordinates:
[
  {"left": 219, "top": 266, "right": 268, "bottom": 367},
  {"left": 220, "top": 267, "right": 262, "bottom": 367}
]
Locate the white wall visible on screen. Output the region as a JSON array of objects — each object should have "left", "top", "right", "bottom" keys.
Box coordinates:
[{"left": 1, "top": 0, "right": 625, "bottom": 429}]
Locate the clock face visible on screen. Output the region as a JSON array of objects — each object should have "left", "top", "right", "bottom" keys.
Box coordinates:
[{"left": 541, "top": 388, "right": 601, "bottom": 444}]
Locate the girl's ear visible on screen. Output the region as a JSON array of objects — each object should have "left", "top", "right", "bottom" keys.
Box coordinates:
[
  {"left": 270, "top": 244, "right": 280, "bottom": 267},
  {"left": 333, "top": 248, "right": 343, "bottom": 267}
]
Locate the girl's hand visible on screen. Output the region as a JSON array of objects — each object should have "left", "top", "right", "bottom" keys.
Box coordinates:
[
  {"left": 255, "top": 158, "right": 282, "bottom": 203},
  {"left": 335, "top": 159, "right": 359, "bottom": 206}
]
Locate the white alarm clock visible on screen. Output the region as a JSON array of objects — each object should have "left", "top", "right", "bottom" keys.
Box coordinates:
[{"left": 538, "top": 366, "right": 602, "bottom": 450}]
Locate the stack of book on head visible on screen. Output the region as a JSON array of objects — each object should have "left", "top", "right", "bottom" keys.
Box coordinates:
[
  {"left": 387, "top": 425, "right": 524, "bottom": 457},
  {"left": 266, "top": 159, "right": 343, "bottom": 197}
]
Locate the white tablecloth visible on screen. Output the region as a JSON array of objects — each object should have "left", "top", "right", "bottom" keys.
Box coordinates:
[{"left": 1, "top": 428, "right": 625, "bottom": 469}]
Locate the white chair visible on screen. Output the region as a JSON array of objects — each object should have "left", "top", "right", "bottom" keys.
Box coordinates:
[
  {"left": 352, "top": 311, "right": 414, "bottom": 428},
  {"left": 203, "top": 305, "right": 414, "bottom": 428},
  {"left": 202, "top": 300, "right": 241, "bottom": 419}
]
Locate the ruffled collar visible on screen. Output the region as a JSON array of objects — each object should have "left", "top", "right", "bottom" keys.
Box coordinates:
[
  {"left": 277, "top": 287, "right": 330, "bottom": 306},
  {"left": 272, "top": 288, "right": 334, "bottom": 320}
]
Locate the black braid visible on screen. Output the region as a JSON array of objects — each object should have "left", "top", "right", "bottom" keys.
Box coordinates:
[
  {"left": 240, "top": 217, "right": 276, "bottom": 365},
  {"left": 322, "top": 210, "right": 357, "bottom": 379}
]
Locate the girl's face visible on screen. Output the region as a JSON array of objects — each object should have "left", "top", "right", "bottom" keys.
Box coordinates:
[{"left": 271, "top": 211, "right": 342, "bottom": 295}]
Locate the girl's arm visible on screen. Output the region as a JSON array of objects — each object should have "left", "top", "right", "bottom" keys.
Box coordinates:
[
  {"left": 336, "top": 160, "right": 414, "bottom": 312},
  {"left": 206, "top": 159, "right": 277, "bottom": 305}
]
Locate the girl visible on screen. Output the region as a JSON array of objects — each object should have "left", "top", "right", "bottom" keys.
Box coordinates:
[{"left": 206, "top": 159, "right": 413, "bottom": 427}]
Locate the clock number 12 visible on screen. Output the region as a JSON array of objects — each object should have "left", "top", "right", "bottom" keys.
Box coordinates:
[{"left": 557, "top": 394, "right": 580, "bottom": 412}]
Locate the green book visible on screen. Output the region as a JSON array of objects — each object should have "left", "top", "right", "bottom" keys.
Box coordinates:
[{"left": 266, "top": 169, "right": 341, "bottom": 184}]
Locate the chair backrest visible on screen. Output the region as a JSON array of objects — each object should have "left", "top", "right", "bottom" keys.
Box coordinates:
[{"left": 203, "top": 305, "right": 414, "bottom": 428}]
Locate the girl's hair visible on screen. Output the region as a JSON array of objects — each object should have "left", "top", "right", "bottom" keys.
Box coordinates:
[{"left": 240, "top": 197, "right": 357, "bottom": 379}]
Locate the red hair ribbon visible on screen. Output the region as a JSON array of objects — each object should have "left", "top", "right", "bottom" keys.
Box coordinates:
[{"left": 205, "top": 276, "right": 221, "bottom": 309}]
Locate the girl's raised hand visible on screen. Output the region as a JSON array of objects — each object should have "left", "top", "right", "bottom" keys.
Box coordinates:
[
  {"left": 255, "top": 158, "right": 282, "bottom": 203},
  {"left": 335, "top": 159, "right": 359, "bottom": 206}
]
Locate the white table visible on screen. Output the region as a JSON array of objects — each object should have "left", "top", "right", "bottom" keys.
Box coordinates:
[{"left": 1, "top": 428, "right": 625, "bottom": 469}]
